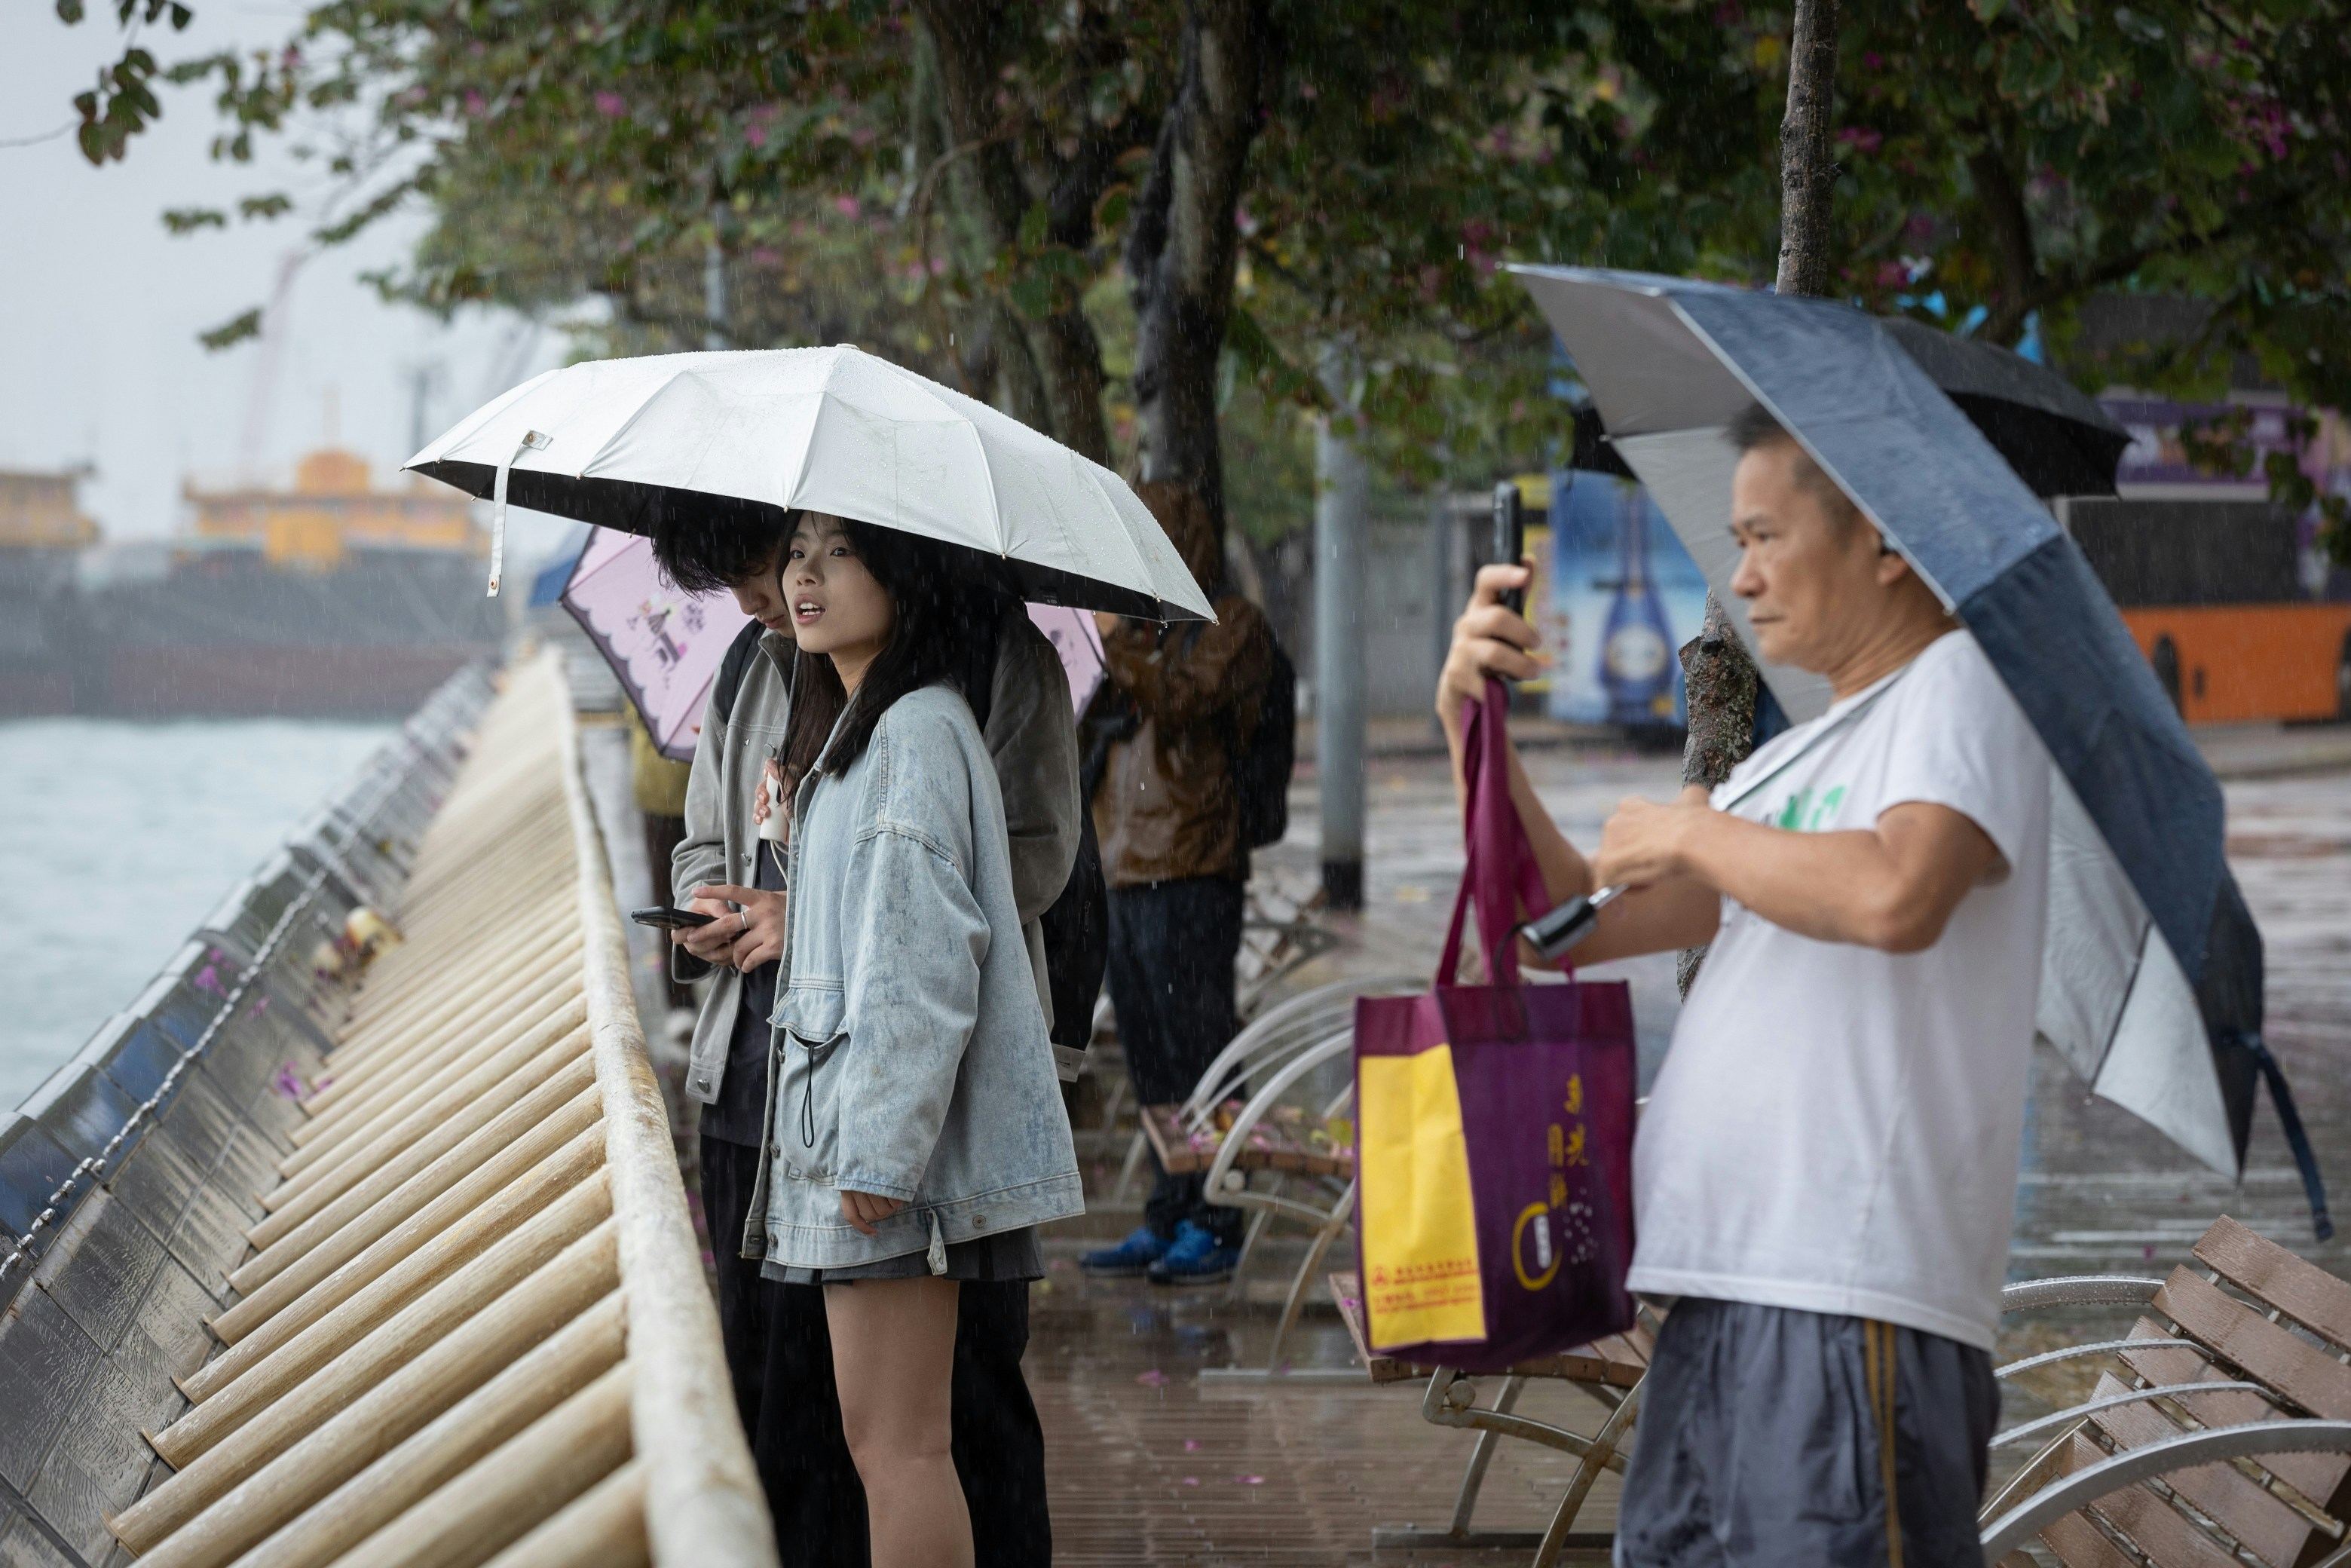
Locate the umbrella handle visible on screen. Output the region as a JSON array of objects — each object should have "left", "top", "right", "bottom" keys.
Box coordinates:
[{"left": 488, "top": 430, "right": 553, "bottom": 597}]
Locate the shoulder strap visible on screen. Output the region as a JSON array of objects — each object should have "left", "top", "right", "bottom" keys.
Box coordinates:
[
  {"left": 1715, "top": 664, "right": 1913, "bottom": 816},
  {"left": 712, "top": 619, "right": 766, "bottom": 728}
]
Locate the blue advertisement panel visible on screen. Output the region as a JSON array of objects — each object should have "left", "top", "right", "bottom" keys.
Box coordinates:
[{"left": 1542, "top": 468, "right": 1713, "bottom": 727}]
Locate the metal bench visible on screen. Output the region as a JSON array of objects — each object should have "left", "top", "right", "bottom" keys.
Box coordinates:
[
  {"left": 1132, "top": 977, "right": 1413, "bottom": 1380},
  {"left": 1985, "top": 1214, "right": 2351, "bottom": 1568},
  {"left": 1333, "top": 1267, "right": 1653, "bottom": 1563},
  {"left": 1330, "top": 1213, "right": 2351, "bottom": 1568}
]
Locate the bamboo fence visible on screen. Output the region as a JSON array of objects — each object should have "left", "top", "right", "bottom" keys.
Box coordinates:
[{"left": 103, "top": 654, "right": 774, "bottom": 1568}]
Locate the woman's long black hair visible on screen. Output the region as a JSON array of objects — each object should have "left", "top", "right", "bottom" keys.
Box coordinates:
[{"left": 779, "top": 518, "right": 1013, "bottom": 779}]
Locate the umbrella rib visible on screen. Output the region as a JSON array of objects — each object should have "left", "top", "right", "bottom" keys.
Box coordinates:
[
  {"left": 1070, "top": 457, "right": 1180, "bottom": 618},
  {"left": 575, "top": 366, "right": 697, "bottom": 481},
  {"left": 869, "top": 355, "right": 1009, "bottom": 547}
]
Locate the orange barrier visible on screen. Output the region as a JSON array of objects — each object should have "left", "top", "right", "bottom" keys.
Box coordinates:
[{"left": 2118, "top": 603, "right": 2351, "bottom": 725}]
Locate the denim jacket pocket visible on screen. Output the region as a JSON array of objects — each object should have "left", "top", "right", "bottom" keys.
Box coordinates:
[{"left": 773, "top": 985, "right": 846, "bottom": 1176}]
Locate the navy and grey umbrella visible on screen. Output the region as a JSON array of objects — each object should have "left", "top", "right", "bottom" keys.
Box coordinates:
[
  {"left": 1566, "top": 316, "right": 2131, "bottom": 501},
  {"left": 1512, "top": 265, "right": 2304, "bottom": 1200}
]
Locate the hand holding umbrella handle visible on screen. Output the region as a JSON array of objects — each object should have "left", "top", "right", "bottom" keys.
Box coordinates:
[{"left": 1515, "top": 884, "right": 1625, "bottom": 961}]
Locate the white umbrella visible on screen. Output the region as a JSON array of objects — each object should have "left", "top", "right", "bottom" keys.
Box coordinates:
[{"left": 404, "top": 345, "right": 1213, "bottom": 623}]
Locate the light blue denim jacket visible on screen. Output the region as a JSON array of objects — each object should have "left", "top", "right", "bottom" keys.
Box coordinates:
[{"left": 755, "top": 683, "right": 1083, "bottom": 1270}]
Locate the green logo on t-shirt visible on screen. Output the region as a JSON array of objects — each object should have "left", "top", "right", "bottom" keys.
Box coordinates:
[{"left": 1773, "top": 784, "right": 1848, "bottom": 832}]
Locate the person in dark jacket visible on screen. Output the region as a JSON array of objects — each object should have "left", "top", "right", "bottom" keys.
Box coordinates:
[
  {"left": 654, "top": 508, "right": 1079, "bottom": 1567},
  {"left": 1080, "top": 481, "right": 1275, "bottom": 1286}
]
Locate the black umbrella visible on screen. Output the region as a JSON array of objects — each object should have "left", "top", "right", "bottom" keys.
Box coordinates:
[{"left": 1568, "top": 315, "right": 2131, "bottom": 499}]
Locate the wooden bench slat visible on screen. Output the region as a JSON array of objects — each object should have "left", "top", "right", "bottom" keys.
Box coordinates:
[
  {"left": 2118, "top": 1318, "right": 2351, "bottom": 1510},
  {"left": 2155, "top": 1268, "right": 2351, "bottom": 1421},
  {"left": 2040, "top": 1508, "right": 2139, "bottom": 1568},
  {"left": 1140, "top": 1102, "right": 1354, "bottom": 1181},
  {"left": 1330, "top": 1272, "right": 1419, "bottom": 1385},
  {"left": 2062, "top": 1431, "right": 2244, "bottom": 1568},
  {"left": 2194, "top": 1215, "right": 2351, "bottom": 1355},
  {"left": 2086, "top": 1371, "right": 2315, "bottom": 1568},
  {"left": 1140, "top": 1104, "right": 1212, "bottom": 1174}
]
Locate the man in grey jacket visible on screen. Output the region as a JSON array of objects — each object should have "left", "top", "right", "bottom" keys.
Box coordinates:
[{"left": 655, "top": 511, "right": 1080, "bottom": 1568}]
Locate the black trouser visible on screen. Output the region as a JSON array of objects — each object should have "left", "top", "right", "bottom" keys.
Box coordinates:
[
  {"left": 698, "top": 1137, "right": 1052, "bottom": 1567},
  {"left": 1104, "top": 876, "right": 1246, "bottom": 1245}
]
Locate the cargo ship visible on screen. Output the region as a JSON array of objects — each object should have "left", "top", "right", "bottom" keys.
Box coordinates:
[{"left": 0, "top": 452, "right": 507, "bottom": 719}]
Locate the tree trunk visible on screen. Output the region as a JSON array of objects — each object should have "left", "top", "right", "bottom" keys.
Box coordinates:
[
  {"left": 1774, "top": 0, "right": 1842, "bottom": 299},
  {"left": 1123, "top": 0, "right": 1268, "bottom": 532},
  {"left": 1674, "top": 596, "right": 1760, "bottom": 993},
  {"left": 1680, "top": 0, "right": 1839, "bottom": 994},
  {"left": 913, "top": 2, "right": 1114, "bottom": 463}
]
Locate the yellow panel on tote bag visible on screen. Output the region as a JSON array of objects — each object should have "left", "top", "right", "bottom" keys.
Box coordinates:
[{"left": 1357, "top": 1043, "right": 1485, "bottom": 1349}]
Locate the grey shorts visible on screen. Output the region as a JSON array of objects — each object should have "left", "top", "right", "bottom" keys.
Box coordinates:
[{"left": 1616, "top": 1297, "right": 1998, "bottom": 1568}]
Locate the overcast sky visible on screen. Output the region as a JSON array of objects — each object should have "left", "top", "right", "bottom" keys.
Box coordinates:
[{"left": 0, "top": 4, "right": 572, "bottom": 553}]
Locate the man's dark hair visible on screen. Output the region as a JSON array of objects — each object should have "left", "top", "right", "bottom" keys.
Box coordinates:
[
  {"left": 648, "top": 499, "right": 802, "bottom": 595},
  {"left": 1727, "top": 402, "right": 1795, "bottom": 457},
  {"left": 1725, "top": 403, "right": 1863, "bottom": 530}
]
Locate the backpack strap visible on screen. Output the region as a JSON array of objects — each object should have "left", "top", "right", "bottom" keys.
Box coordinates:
[{"left": 712, "top": 618, "right": 767, "bottom": 730}]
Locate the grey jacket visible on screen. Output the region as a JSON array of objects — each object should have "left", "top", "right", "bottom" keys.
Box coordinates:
[
  {"left": 759, "top": 685, "right": 1085, "bottom": 1266},
  {"left": 671, "top": 607, "right": 1080, "bottom": 1110}
]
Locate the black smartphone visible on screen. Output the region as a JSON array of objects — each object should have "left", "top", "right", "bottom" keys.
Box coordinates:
[
  {"left": 630, "top": 905, "right": 718, "bottom": 929},
  {"left": 1491, "top": 480, "right": 1526, "bottom": 616}
]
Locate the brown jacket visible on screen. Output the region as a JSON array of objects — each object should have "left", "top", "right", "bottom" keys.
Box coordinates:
[{"left": 1091, "top": 593, "right": 1273, "bottom": 887}]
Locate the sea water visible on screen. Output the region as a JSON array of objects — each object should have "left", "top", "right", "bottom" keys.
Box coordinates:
[{"left": 0, "top": 717, "right": 391, "bottom": 1108}]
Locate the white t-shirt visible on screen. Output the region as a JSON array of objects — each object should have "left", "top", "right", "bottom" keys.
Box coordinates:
[{"left": 1627, "top": 629, "right": 2051, "bottom": 1349}]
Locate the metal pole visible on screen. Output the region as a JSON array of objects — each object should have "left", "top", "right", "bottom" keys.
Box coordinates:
[
  {"left": 1315, "top": 354, "right": 1369, "bottom": 911},
  {"left": 703, "top": 202, "right": 729, "bottom": 352}
]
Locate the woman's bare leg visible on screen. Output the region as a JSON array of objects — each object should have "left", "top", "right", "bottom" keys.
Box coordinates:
[{"left": 825, "top": 1276, "right": 970, "bottom": 1568}]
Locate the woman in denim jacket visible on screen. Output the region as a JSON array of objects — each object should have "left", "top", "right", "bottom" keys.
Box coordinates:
[{"left": 759, "top": 510, "right": 1082, "bottom": 1567}]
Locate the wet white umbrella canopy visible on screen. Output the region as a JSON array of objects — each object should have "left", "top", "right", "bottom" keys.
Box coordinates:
[{"left": 405, "top": 345, "right": 1214, "bottom": 623}]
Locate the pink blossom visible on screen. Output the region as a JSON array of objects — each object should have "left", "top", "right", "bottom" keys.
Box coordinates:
[
  {"left": 747, "top": 126, "right": 767, "bottom": 149},
  {"left": 833, "top": 194, "right": 862, "bottom": 219},
  {"left": 1836, "top": 127, "right": 1883, "bottom": 155},
  {"left": 464, "top": 90, "right": 486, "bottom": 118},
  {"left": 593, "top": 90, "right": 626, "bottom": 118}
]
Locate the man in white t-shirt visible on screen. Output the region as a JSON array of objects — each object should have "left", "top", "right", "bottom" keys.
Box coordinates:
[{"left": 1437, "top": 405, "right": 2051, "bottom": 1568}]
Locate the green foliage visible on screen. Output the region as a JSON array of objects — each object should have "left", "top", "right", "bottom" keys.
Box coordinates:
[
  {"left": 53, "top": 0, "right": 2351, "bottom": 544},
  {"left": 197, "top": 307, "right": 262, "bottom": 348}
]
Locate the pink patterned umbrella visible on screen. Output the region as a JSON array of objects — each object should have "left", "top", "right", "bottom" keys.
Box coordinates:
[{"left": 562, "top": 529, "right": 1106, "bottom": 761}]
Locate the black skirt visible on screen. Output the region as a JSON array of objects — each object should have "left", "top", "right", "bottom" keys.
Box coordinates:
[{"left": 760, "top": 1225, "right": 1044, "bottom": 1286}]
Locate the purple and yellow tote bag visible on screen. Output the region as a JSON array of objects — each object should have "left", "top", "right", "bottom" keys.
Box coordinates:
[{"left": 1354, "top": 680, "right": 1638, "bottom": 1372}]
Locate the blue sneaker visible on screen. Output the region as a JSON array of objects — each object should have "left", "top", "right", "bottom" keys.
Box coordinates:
[
  {"left": 1081, "top": 1226, "right": 1171, "bottom": 1277},
  {"left": 1146, "top": 1220, "right": 1242, "bottom": 1286}
]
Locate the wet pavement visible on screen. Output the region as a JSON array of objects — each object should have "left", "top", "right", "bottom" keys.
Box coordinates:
[{"left": 1027, "top": 737, "right": 2351, "bottom": 1563}]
